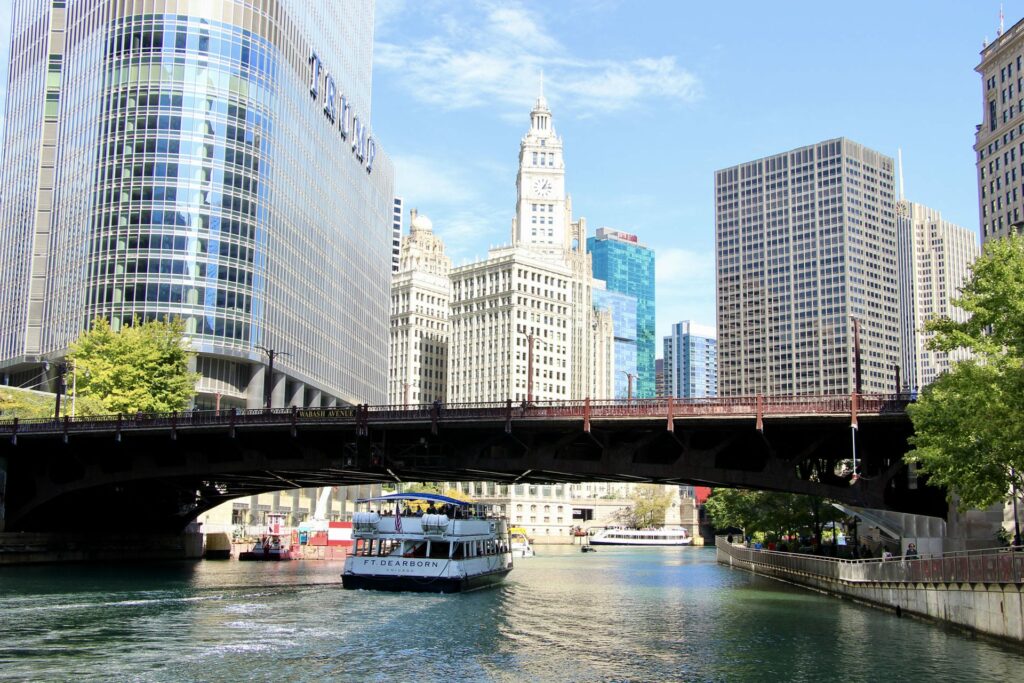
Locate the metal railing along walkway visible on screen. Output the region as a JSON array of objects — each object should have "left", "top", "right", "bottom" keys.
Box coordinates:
[
  {"left": 716, "top": 536, "right": 1024, "bottom": 585},
  {"left": 0, "top": 393, "right": 911, "bottom": 438}
]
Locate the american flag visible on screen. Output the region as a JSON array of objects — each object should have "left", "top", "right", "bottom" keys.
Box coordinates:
[{"left": 395, "top": 504, "right": 403, "bottom": 533}]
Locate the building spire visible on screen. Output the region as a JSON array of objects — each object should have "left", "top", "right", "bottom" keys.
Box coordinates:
[
  {"left": 898, "top": 148, "right": 905, "bottom": 201},
  {"left": 535, "top": 69, "right": 548, "bottom": 111}
]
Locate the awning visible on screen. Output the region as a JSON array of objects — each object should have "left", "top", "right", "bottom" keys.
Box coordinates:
[{"left": 356, "top": 492, "right": 472, "bottom": 506}]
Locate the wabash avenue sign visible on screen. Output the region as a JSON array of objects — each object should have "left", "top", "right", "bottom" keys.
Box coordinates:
[{"left": 308, "top": 49, "right": 377, "bottom": 174}]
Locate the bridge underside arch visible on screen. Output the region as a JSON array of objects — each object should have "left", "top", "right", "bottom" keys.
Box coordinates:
[{"left": 2, "top": 414, "right": 946, "bottom": 533}]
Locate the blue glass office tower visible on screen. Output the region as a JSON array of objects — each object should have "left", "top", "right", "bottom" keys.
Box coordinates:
[
  {"left": 663, "top": 321, "right": 717, "bottom": 398},
  {"left": 587, "top": 228, "right": 655, "bottom": 398},
  {"left": 0, "top": 0, "right": 394, "bottom": 408},
  {"left": 592, "top": 287, "right": 637, "bottom": 399}
]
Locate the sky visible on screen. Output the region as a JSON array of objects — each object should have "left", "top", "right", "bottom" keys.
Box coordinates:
[
  {"left": 370, "top": 0, "right": 1010, "bottom": 344},
  {"left": 0, "top": 1, "right": 1011, "bottom": 345}
]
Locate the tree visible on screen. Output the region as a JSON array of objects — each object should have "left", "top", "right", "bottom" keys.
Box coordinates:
[
  {"left": 0, "top": 386, "right": 105, "bottom": 419},
  {"left": 67, "top": 317, "right": 199, "bottom": 414},
  {"left": 616, "top": 484, "right": 673, "bottom": 528},
  {"left": 906, "top": 234, "right": 1024, "bottom": 510},
  {"left": 704, "top": 488, "right": 843, "bottom": 542}
]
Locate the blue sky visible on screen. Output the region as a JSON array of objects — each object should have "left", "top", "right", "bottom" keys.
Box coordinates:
[
  {"left": 0, "top": 1, "right": 1009, "bottom": 345},
  {"left": 371, "top": 0, "right": 1006, "bottom": 342}
]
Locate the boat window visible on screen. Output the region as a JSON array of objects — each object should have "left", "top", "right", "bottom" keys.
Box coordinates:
[
  {"left": 427, "top": 541, "right": 451, "bottom": 559},
  {"left": 402, "top": 541, "right": 427, "bottom": 558}
]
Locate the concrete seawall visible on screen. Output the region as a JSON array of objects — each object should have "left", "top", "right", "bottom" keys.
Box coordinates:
[
  {"left": 0, "top": 532, "right": 204, "bottom": 565},
  {"left": 716, "top": 537, "right": 1024, "bottom": 644}
]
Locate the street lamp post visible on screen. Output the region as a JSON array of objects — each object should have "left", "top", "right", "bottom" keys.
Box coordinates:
[
  {"left": 852, "top": 317, "right": 862, "bottom": 395},
  {"left": 527, "top": 334, "right": 535, "bottom": 404},
  {"left": 53, "top": 362, "right": 68, "bottom": 421},
  {"left": 255, "top": 346, "right": 290, "bottom": 411},
  {"left": 1012, "top": 468, "right": 1022, "bottom": 547},
  {"left": 620, "top": 371, "right": 634, "bottom": 403}
]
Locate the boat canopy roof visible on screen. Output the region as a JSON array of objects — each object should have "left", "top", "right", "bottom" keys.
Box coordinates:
[{"left": 356, "top": 492, "right": 472, "bottom": 506}]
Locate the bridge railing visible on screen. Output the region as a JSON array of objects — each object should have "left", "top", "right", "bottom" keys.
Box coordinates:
[
  {"left": 0, "top": 394, "right": 911, "bottom": 436},
  {"left": 716, "top": 536, "right": 1024, "bottom": 584}
]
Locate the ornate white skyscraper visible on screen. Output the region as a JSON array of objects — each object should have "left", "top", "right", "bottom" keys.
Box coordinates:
[
  {"left": 388, "top": 209, "right": 451, "bottom": 406},
  {"left": 446, "top": 93, "right": 610, "bottom": 404},
  {"left": 512, "top": 91, "right": 570, "bottom": 253}
]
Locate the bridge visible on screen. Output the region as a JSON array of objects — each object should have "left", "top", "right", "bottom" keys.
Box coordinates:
[{"left": 0, "top": 394, "right": 945, "bottom": 533}]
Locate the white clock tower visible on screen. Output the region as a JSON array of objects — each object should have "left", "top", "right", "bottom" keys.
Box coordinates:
[{"left": 513, "top": 88, "right": 569, "bottom": 252}]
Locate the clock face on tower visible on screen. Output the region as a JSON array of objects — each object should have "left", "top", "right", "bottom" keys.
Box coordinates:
[{"left": 533, "top": 178, "right": 552, "bottom": 197}]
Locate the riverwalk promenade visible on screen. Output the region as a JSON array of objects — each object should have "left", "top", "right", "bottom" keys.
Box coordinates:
[{"left": 716, "top": 536, "right": 1024, "bottom": 643}]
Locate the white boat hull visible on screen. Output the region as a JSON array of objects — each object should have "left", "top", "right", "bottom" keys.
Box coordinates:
[
  {"left": 342, "top": 554, "right": 512, "bottom": 593},
  {"left": 589, "top": 527, "right": 693, "bottom": 547}
]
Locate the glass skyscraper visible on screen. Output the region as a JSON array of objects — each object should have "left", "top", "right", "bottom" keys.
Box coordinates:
[
  {"left": 663, "top": 321, "right": 717, "bottom": 398},
  {"left": 587, "top": 228, "right": 655, "bottom": 398},
  {"left": 0, "top": 0, "right": 394, "bottom": 408},
  {"left": 592, "top": 286, "right": 637, "bottom": 399}
]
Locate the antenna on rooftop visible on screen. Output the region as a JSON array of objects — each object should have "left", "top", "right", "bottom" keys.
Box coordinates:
[
  {"left": 999, "top": 4, "right": 1005, "bottom": 36},
  {"left": 897, "top": 148, "right": 905, "bottom": 201}
]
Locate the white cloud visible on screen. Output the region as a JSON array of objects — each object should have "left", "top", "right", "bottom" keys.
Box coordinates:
[
  {"left": 653, "top": 247, "right": 717, "bottom": 339},
  {"left": 374, "top": 1, "right": 701, "bottom": 117},
  {"left": 393, "top": 153, "right": 479, "bottom": 206}
]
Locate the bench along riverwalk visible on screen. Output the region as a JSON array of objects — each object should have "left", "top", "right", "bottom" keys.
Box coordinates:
[{"left": 716, "top": 536, "right": 1024, "bottom": 643}]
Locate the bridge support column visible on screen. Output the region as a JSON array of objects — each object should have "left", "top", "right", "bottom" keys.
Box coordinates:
[
  {"left": 0, "top": 455, "right": 7, "bottom": 532},
  {"left": 246, "top": 364, "right": 265, "bottom": 410},
  {"left": 288, "top": 381, "right": 305, "bottom": 408},
  {"left": 307, "top": 389, "right": 322, "bottom": 408},
  {"left": 325, "top": 396, "right": 337, "bottom": 408},
  {"left": 271, "top": 372, "right": 286, "bottom": 409}
]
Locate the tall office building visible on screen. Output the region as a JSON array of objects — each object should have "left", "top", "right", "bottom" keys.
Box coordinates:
[
  {"left": 0, "top": 0, "right": 395, "bottom": 409},
  {"left": 592, "top": 283, "right": 637, "bottom": 399},
  {"left": 388, "top": 209, "right": 450, "bottom": 406},
  {"left": 976, "top": 15, "right": 1024, "bottom": 242},
  {"left": 447, "top": 93, "right": 609, "bottom": 404},
  {"left": 663, "top": 321, "right": 717, "bottom": 398},
  {"left": 715, "top": 138, "right": 899, "bottom": 396},
  {"left": 587, "top": 228, "right": 655, "bottom": 398},
  {"left": 896, "top": 199, "right": 979, "bottom": 391}
]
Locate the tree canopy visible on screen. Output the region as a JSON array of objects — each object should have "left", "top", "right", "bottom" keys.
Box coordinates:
[
  {"left": 0, "top": 386, "right": 105, "bottom": 419},
  {"left": 906, "top": 234, "right": 1024, "bottom": 509},
  {"left": 67, "top": 316, "right": 199, "bottom": 414},
  {"left": 615, "top": 484, "right": 674, "bottom": 528},
  {"left": 703, "top": 488, "right": 843, "bottom": 541}
]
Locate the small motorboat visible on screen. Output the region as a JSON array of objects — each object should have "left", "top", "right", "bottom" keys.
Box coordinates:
[{"left": 239, "top": 514, "right": 294, "bottom": 561}]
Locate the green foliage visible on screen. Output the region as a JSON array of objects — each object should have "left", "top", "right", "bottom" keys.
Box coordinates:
[
  {"left": 704, "top": 488, "right": 842, "bottom": 540},
  {"left": 906, "top": 234, "right": 1024, "bottom": 509},
  {"left": 0, "top": 386, "right": 106, "bottom": 419},
  {"left": 67, "top": 317, "right": 199, "bottom": 414},
  {"left": 617, "top": 484, "right": 673, "bottom": 528}
]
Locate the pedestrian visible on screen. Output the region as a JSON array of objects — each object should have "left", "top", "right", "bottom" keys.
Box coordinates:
[{"left": 904, "top": 542, "right": 918, "bottom": 559}]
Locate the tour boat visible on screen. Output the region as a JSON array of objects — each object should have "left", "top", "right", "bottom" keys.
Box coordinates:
[
  {"left": 588, "top": 526, "right": 693, "bottom": 547},
  {"left": 509, "top": 527, "right": 535, "bottom": 558},
  {"left": 238, "top": 514, "right": 294, "bottom": 560},
  {"left": 341, "top": 493, "right": 514, "bottom": 593}
]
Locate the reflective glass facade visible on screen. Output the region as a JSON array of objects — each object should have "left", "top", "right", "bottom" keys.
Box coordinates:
[
  {"left": 592, "top": 287, "right": 637, "bottom": 399},
  {"left": 587, "top": 229, "right": 655, "bottom": 398},
  {"left": 663, "top": 321, "right": 717, "bottom": 398},
  {"left": 0, "top": 1, "right": 394, "bottom": 407}
]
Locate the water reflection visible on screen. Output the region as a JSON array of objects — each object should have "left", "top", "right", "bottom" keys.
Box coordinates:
[{"left": 1, "top": 548, "right": 1021, "bottom": 682}]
